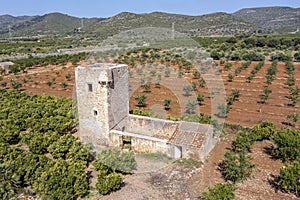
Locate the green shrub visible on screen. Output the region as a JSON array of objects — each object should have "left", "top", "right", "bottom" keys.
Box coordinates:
[
  {"left": 94, "top": 148, "right": 136, "bottom": 174},
  {"left": 185, "top": 101, "right": 197, "bottom": 114},
  {"left": 0, "top": 124, "right": 20, "bottom": 144},
  {"left": 232, "top": 130, "right": 255, "bottom": 153},
  {"left": 0, "top": 164, "right": 22, "bottom": 199},
  {"left": 197, "top": 94, "right": 205, "bottom": 105},
  {"left": 278, "top": 161, "right": 300, "bottom": 195},
  {"left": 96, "top": 172, "right": 123, "bottom": 195},
  {"left": 134, "top": 95, "right": 147, "bottom": 107},
  {"left": 22, "top": 131, "right": 60, "bottom": 154},
  {"left": 164, "top": 99, "right": 171, "bottom": 109},
  {"left": 227, "top": 74, "right": 233, "bottom": 82},
  {"left": 10, "top": 152, "right": 54, "bottom": 186},
  {"left": 183, "top": 85, "right": 193, "bottom": 96},
  {"left": 217, "top": 104, "right": 230, "bottom": 118},
  {"left": 0, "top": 82, "right": 7, "bottom": 87},
  {"left": 224, "top": 63, "right": 232, "bottom": 70},
  {"left": 202, "top": 182, "right": 236, "bottom": 200},
  {"left": 33, "top": 159, "right": 88, "bottom": 200},
  {"left": 219, "top": 151, "right": 255, "bottom": 183},
  {"left": 48, "top": 134, "right": 75, "bottom": 158},
  {"left": 131, "top": 109, "right": 151, "bottom": 117},
  {"left": 272, "top": 129, "right": 300, "bottom": 162},
  {"left": 251, "top": 122, "right": 276, "bottom": 141}
]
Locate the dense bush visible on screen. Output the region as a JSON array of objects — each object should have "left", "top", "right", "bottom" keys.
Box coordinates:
[
  {"left": 48, "top": 134, "right": 90, "bottom": 163},
  {"left": 9, "top": 150, "right": 54, "bottom": 186},
  {"left": 93, "top": 148, "right": 136, "bottom": 195},
  {"left": 278, "top": 161, "right": 300, "bottom": 196},
  {"left": 271, "top": 53, "right": 292, "bottom": 62},
  {"left": 33, "top": 159, "right": 89, "bottom": 200},
  {"left": 0, "top": 90, "right": 90, "bottom": 199},
  {"left": 216, "top": 122, "right": 299, "bottom": 198},
  {"left": 272, "top": 129, "right": 300, "bottom": 162},
  {"left": 96, "top": 172, "right": 123, "bottom": 195},
  {"left": 48, "top": 134, "right": 77, "bottom": 159},
  {"left": 202, "top": 182, "right": 236, "bottom": 200},
  {"left": 242, "top": 51, "right": 265, "bottom": 61},
  {"left": 251, "top": 122, "right": 276, "bottom": 141},
  {"left": 0, "top": 123, "right": 21, "bottom": 144},
  {"left": 232, "top": 130, "right": 255, "bottom": 153},
  {"left": 219, "top": 151, "right": 255, "bottom": 183},
  {"left": 21, "top": 131, "right": 60, "bottom": 154},
  {"left": 294, "top": 51, "right": 300, "bottom": 61},
  {"left": 0, "top": 164, "right": 22, "bottom": 199},
  {"left": 0, "top": 90, "right": 74, "bottom": 135},
  {"left": 94, "top": 148, "right": 136, "bottom": 174}
]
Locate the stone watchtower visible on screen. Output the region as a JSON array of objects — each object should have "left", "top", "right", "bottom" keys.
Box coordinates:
[{"left": 75, "top": 63, "right": 129, "bottom": 148}]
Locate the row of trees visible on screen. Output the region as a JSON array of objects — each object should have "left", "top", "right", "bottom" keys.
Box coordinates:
[
  {"left": 0, "top": 90, "right": 136, "bottom": 199},
  {"left": 246, "top": 61, "right": 264, "bottom": 83},
  {"left": 216, "top": 90, "right": 241, "bottom": 118},
  {"left": 5, "top": 52, "right": 87, "bottom": 75},
  {"left": 0, "top": 90, "right": 89, "bottom": 199},
  {"left": 202, "top": 122, "right": 300, "bottom": 199},
  {"left": 205, "top": 33, "right": 300, "bottom": 62}
]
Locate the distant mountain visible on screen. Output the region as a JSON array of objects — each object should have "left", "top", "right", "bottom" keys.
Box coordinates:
[
  {"left": 1, "top": 6, "right": 299, "bottom": 38},
  {"left": 233, "top": 6, "right": 300, "bottom": 32},
  {"left": 76, "top": 11, "right": 266, "bottom": 39},
  {"left": 0, "top": 13, "right": 105, "bottom": 37},
  {"left": 0, "top": 15, "right": 38, "bottom": 29}
]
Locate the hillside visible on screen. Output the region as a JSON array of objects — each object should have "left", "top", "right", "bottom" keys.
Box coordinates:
[
  {"left": 234, "top": 6, "right": 300, "bottom": 32},
  {"left": 0, "top": 11, "right": 266, "bottom": 38},
  {"left": 0, "top": 13, "right": 104, "bottom": 37},
  {"left": 92, "top": 11, "right": 264, "bottom": 38},
  {"left": 0, "top": 14, "right": 37, "bottom": 29},
  {"left": 1, "top": 6, "right": 300, "bottom": 38}
]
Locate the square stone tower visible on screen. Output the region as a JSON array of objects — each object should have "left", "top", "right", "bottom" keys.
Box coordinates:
[{"left": 75, "top": 63, "right": 128, "bottom": 148}]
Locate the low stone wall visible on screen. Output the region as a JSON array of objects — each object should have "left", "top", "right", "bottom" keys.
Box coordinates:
[
  {"left": 109, "top": 130, "right": 173, "bottom": 157},
  {"left": 126, "top": 114, "right": 178, "bottom": 139}
]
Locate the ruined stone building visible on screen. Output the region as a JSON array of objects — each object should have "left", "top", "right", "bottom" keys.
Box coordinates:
[{"left": 75, "top": 63, "right": 215, "bottom": 160}]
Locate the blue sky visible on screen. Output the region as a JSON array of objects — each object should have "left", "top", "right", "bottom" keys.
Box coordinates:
[{"left": 1, "top": 0, "right": 299, "bottom": 17}]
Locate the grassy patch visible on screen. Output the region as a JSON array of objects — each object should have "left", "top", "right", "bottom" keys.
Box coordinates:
[
  {"left": 138, "top": 152, "right": 173, "bottom": 163},
  {"left": 174, "top": 158, "right": 203, "bottom": 169}
]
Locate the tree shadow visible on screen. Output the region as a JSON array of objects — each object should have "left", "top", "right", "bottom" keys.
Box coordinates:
[
  {"left": 263, "top": 145, "right": 279, "bottom": 161},
  {"left": 267, "top": 174, "right": 281, "bottom": 193},
  {"left": 281, "top": 121, "right": 293, "bottom": 127},
  {"left": 267, "top": 174, "right": 300, "bottom": 198}
]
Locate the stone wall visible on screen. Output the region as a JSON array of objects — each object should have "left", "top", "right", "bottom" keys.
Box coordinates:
[
  {"left": 110, "top": 130, "right": 173, "bottom": 157},
  {"left": 126, "top": 114, "right": 178, "bottom": 139},
  {"left": 75, "top": 64, "right": 128, "bottom": 148}
]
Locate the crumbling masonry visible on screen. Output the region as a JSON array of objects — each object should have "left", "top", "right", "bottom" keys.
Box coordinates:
[{"left": 75, "top": 63, "right": 215, "bottom": 160}]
